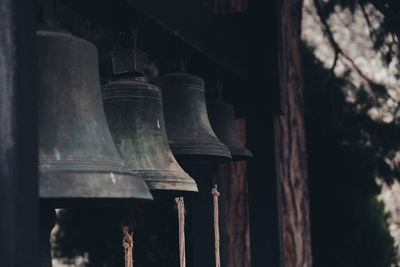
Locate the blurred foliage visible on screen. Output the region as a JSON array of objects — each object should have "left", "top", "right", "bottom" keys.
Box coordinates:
[
  {"left": 313, "top": 0, "right": 400, "bottom": 125},
  {"left": 315, "top": 0, "right": 400, "bottom": 70},
  {"left": 302, "top": 42, "right": 399, "bottom": 266}
]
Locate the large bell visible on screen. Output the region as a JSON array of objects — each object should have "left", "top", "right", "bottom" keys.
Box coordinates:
[
  {"left": 102, "top": 79, "right": 198, "bottom": 193},
  {"left": 154, "top": 73, "right": 231, "bottom": 163},
  {"left": 207, "top": 100, "right": 253, "bottom": 161},
  {"left": 37, "top": 26, "right": 153, "bottom": 203}
]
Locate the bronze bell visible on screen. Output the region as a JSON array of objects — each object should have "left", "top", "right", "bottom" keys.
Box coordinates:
[
  {"left": 102, "top": 79, "right": 198, "bottom": 194},
  {"left": 37, "top": 26, "right": 153, "bottom": 204},
  {"left": 154, "top": 73, "right": 231, "bottom": 163},
  {"left": 207, "top": 100, "right": 253, "bottom": 161}
]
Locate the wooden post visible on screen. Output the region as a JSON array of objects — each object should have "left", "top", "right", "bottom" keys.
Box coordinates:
[
  {"left": 245, "top": 0, "right": 283, "bottom": 266},
  {"left": 247, "top": 111, "right": 282, "bottom": 267},
  {"left": 40, "top": 208, "right": 56, "bottom": 267},
  {"left": 0, "top": 0, "right": 39, "bottom": 266}
]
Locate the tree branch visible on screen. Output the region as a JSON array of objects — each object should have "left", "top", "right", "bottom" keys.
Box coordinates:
[
  {"left": 360, "top": 3, "right": 377, "bottom": 40},
  {"left": 313, "top": 0, "right": 392, "bottom": 100}
]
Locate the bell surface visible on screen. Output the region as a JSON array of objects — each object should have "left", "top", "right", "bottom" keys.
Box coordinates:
[
  {"left": 207, "top": 100, "right": 253, "bottom": 161},
  {"left": 154, "top": 73, "right": 231, "bottom": 163},
  {"left": 102, "top": 79, "right": 198, "bottom": 194},
  {"left": 37, "top": 27, "right": 153, "bottom": 204}
]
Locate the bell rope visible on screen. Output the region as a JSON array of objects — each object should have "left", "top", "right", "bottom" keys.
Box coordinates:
[
  {"left": 175, "top": 197, "right": 186, "bottom": 267},
  {"left": 212, "top": 184, "right": 221, "bottom": 267},
  {"left": 122, "top": 226, "right": 134, "bottom": 267}
]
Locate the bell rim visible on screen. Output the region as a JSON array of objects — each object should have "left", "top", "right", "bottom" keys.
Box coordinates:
[
  {"left": 146, "top": 180, "right": 199, "bottom": 193},
  {"left": 39, "top": 198, "right": 152, "bottom": 208},
  {"left": 170, "top": 143, "right": 232, "bottom": 163},
  {"left": 169, "top": 140, "right": 231, "bottom": 157},
  {"left": 230, "top": 148, "right": 254, "bottom": 161},
  {"left": 130, "top": 169, "right": 199, "bottom": 193},
  {"left": 224, "top": 144, "right": 253, "bottom": 159},
  {"left": 39, "top": 170, "right": 153, "bottom": 206},
  {"left": 170, "top": 147, "right": 231, "bottom": 156}
]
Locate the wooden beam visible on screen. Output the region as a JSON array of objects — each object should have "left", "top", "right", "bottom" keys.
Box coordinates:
[
  {"left": 0, "top": 0, "right": 39, "bottom": 266},
  {"left": 125, "top": 0, "right": 248, "bottom": 78}
]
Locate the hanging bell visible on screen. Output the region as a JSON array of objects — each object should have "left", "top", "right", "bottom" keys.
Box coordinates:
[
  {"left": 37, "top": 26, "right": 153, "bottom": 204},
  {"left": 102, "top": 79, "right": 198, "bottom": 194},
  {"left": 154, "top": 73, "right": 231, "bottom": 163},
  {"left": 207, "top": 100, "right": 253, "bottom": 161}
]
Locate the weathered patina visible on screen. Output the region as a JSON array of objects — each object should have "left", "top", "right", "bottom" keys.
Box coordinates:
[
  {"left": 207, "top": 100, "right": 253, "bottom": 161},
  {"left": 37, "top": 26, "right": 153, "bottom": 205},
  {"left": 102, "top": 79, "right": 198, "bottom": 194},
  {"left": 154, "top": 73, "right": 231, "bottom": 163}
]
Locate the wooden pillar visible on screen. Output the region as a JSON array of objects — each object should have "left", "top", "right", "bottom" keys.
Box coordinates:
[
  {"left": 247, "top": 111, "right": 282, "bottom": 267},
  {"left": 40, "top": 208, "right": 56, "bottom": 267},
  {"left": 0, "top": 0, "right": 39, "bottom": 266},
  {"left": 246, "top": 0, "right": 312, "bottom": 266},
  {"left": 245, "top": 0, "right": 283, "bottom": 266}
]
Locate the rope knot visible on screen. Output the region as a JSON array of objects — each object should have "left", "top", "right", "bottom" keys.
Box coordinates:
[
  {"left": 122, "top": 226, "right": 134, "bottom": 267},
  {"left": 212, "top": 184, "right": 220, "bottom": 197}
]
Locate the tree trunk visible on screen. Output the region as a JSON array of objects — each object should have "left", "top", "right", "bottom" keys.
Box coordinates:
[{"left": 276, "top": 0, "right": 313, "bottom": 266}]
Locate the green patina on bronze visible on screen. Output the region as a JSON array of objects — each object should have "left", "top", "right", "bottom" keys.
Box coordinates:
[
  {"left": 37, "top": 26, "right": 153, "bottom": 205},
  {"left": 102, "top": 79, "right": 198, "bottom": 195},
  {"left": 154, "top": 73, "right": 232, "bottom": 163},
  {"left": 207, "top": 100, "right": 253, "bottom": 161}
]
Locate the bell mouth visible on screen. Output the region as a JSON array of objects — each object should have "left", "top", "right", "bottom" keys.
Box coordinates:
[
  {"left": 146, "top": 181, "right": 198, "bottom": 194},
  {"left": 174, "top": 154, "right": 232, "bottom": 164},
  {"left": 132, "top": 170, "right": 199, "bottom": 194},
  {"left": 226, "top": 146, "right": 254, "bottom": 162},
  {"left": 39, "top": 198, "right": 153, "bottom": 209},
  {"left": 230, "top": 152, "right": 254, "bottom": 162},
  {"left": 150, "top": 189, "right": 199, "bottom": 199},
  {"left": 169, "top": 140, "right": 232, "bottom": 164},
  {"left": 39, "top": 170, "right": 153, "bottom": 208}
]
